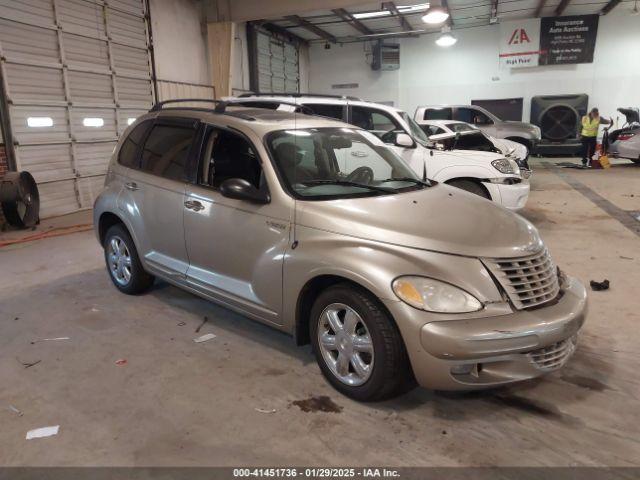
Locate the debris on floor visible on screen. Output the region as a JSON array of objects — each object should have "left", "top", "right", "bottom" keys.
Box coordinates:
[
  {"left": 18, "top": 359, "right": 41, "bottom": 369},
  {"left": 115, "top": 359, "right": 128, "bottom": 366},
  {"left": 291, "top": 396, "right": 343, "bottom": 413},
  {"left": 31, "top": 337, "right": 70, "bottom": 344},
  {"left": 255, "top": 408, "right": 277, "bottom": 414},
  {"left": 195, "top": 316, "right": 208, "bottom": 333},
  {"left": 25, "top": 425, "right": 59, "bottom": 440},
  {"left": 177, "top": 321, "right": 186, "bottom": 327},
  {"left": 8, "top": 405, "right": 23, "bottom": 417},
  {"left": 590, "top": 279, "right": 610, "bottom": 291},
  {"left": 193, "top": 333, "right": 216, "bottom": 343},
  {"left": 619, "top": 255, "right": 633, "bottom": 260}
]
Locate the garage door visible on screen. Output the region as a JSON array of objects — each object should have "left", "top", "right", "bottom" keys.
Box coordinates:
[
  {"left": 0, "top": 0, "right": 153, "bottom": 218},
  {"left": 255, "top": 28, "right": 299, "bottom": 93}
]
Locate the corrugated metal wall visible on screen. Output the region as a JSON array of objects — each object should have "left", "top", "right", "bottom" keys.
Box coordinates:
[{"left": 0, "top": 0, "right": 153, "bottom": 218}]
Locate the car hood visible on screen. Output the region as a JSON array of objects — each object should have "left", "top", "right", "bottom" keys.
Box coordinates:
[
  {"left": 502, "top": 120, "right": 535, "bottom": 130},
  {"left": 295, "top": 184, "right": 542, "bottom": 258}
]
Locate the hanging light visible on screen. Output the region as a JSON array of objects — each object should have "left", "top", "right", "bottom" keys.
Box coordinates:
[
  {"left": 435, "top": 26, "right": 457, "bottom": 47},
  {"left": 421, "top": 6, "right": 449, "bottom": 24}
]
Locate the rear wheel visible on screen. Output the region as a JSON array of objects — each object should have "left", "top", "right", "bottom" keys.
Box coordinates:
[
  {"left": 310, "top": 284, "right": 414, "bottom": 401},
  {"left": 103, "top": 224, "right": 154, "bottom": 294},
  {"left": 447, "top": 179, "right": 490, "bottom": 199}
]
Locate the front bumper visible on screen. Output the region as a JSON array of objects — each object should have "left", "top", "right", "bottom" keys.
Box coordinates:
[
  {"left": 383, "top": 276, "right": 587, "bottom": 391},
  {"left": 483, "top": 180, "right": 530, "bottom": 211}
]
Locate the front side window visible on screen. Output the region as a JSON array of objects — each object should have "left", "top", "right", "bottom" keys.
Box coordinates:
[
  {"left": 118, "top": 120, "right": 152, "bottom": 168},
  {"left": 351, "top": 107, "right": 401, "bottom": 140},
  {"left": 140, "top": 124, "right": 196, "bottom": 181},
  {"left": 267, "top": 127, "right": 425, "bottom": 200},
  {"left": 200, "top": 128, "right": 263, "bottom": 189},
  {"left": 424, "top": 108, "right": 452, "bottom": 121}
]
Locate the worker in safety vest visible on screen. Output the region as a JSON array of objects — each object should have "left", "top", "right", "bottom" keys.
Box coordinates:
[{"left": 580, "top": 108, "right": 612, "bottom": 167}]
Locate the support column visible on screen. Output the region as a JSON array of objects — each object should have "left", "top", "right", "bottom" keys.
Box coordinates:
[{"left": 207, "top": 21, "right": 234, "bottom": 98}]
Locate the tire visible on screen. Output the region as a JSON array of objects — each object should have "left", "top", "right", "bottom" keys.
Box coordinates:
[
  {"left": 310, "top": 283, "right": 414, "bottom": 401},
  {"left": 103, "top": 224, "right": 154, "bottom": 294},
  {"left": 447, "top": 179, "right": 490, "bottom": 199}
]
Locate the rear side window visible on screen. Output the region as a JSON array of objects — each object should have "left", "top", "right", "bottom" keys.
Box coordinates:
[
  {"left": 118, "top": 120, "right": 152, "bottom": 168},
  {"left": 304, "top": 103, "right": 344, "bottom": 121},
  {"left": 140, "top": 124, "right": 196, "bottom": 181},
  {"left": 423, "top": 108, "right": 452, "bottom": 120}
]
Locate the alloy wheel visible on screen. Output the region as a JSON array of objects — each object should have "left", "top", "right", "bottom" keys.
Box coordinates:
[
  {"left": 317, "top": 303, "right": 374, "bottom": 386},
  {"left": 107, "top": 236, "right": 133, "bottom": 286}
]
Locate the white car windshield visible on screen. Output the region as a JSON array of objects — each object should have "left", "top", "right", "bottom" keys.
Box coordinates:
[
  {"left": 267, "top": 127, "right": 428, "bottom": 199},
  {"left": 399, "top": 112, "right": 430, "bottom": 145}
]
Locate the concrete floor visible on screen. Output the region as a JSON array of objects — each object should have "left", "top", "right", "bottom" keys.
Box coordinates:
[{"left": 1, "top": 158, "right": 639, "bottom": 467}]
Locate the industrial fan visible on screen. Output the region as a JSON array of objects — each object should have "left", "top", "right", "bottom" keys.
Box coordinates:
[{"left": 0, "top": 171, "right": 40, "bottom": 228}]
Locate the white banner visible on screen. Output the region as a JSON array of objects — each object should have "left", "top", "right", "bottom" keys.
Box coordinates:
[{"left": 499, "top": 19, "right": 542, "bottom": 68}]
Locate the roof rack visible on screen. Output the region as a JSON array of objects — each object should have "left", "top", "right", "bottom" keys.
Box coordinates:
[
  {"left": 237, "top": 92, "right": 362, "bottom": 101},
  {"left": 150, "top": 98, "right": 224, "bottom": 112},
  {"left": 149, "top": 98, "right": 315, "bottom": 117}
]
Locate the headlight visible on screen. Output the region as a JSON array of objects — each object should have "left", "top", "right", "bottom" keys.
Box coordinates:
[
  {"left": 491, "top": 158, "right": 521, "bottom": 176},
  {"left": 392, "top": 276, "right": 483, "bottom": 313}
]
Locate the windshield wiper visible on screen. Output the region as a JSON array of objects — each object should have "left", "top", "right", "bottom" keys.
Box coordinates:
[
  {"left": 379, "top": 177, "right": 432, "bottom": 187},
  {"left": 301, "top": 180, "right": 396, "bottom": 194}
]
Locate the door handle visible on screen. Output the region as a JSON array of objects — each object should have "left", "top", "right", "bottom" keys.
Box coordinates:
[
  {"left": 184, "top": 200, "right": 204, "bottom": 212},
  {"left": 124, "top": 182, "right": 138, "bottom": 191}
]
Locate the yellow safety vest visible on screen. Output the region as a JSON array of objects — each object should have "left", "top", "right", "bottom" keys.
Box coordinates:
[{"left": 581, "top": 116, "right": 599, "bottom": 137}]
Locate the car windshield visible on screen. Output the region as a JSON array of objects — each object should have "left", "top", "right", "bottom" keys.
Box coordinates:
[
  {"left": 267, "top": 127, "right": 426, "bottom": 200},
  {"left": 399, "top": 112, "right": 430, "bottom": 145},
  {"left": 446, "top": 123, "right": 476, "bottom": 132}
]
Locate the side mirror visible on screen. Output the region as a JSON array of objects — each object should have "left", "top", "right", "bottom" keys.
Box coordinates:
[
  {"left": 394, "top": 133, "right": 415, "bottom": 148},
  {"left": 219, "top": 178, "right": 270, "bottom": 204}
]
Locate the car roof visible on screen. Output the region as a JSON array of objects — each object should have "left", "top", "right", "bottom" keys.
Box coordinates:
[
  {"left": 140, "top": 106, "right": 356, "bottom": 136},
  {"left": 229, "top": 95, "right": 404, "bottom": 114}
]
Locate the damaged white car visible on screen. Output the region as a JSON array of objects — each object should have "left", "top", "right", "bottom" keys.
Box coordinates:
[{"left": 418, "top": 120, "right": 532, "bottom": 179}]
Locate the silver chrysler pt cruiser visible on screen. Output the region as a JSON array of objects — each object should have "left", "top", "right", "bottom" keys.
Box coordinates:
[{"left": 94, "top": 100, "right": 587, "bottom": 401}]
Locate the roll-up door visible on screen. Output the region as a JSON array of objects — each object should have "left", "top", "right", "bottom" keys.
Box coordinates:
[
  {"left": 253, "top": 28, "right": 299, "bottom": 94},
  {"left": 0, "top": 0, "right": 153, "bottom": 217}
]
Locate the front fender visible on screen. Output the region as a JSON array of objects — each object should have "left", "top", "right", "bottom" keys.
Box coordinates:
[
  {"left": 282, "top": 225, "right": 506, "bottom": 334},
  {"left": 432, "top": 164, "right": 496, "bottom": 184}
]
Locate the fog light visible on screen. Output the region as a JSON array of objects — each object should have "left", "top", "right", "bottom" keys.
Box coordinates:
[{"left": 451, "top": 363, "right": 475, "bottom": 375}]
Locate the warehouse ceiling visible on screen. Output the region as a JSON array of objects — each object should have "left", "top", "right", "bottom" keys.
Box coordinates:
[{"left": 261, "top": 0, "right": 632, "bottom": 43}]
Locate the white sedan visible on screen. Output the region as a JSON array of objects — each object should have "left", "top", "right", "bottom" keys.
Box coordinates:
[{"left": 418, "top": 120, "right": 532, "bottom": 178}]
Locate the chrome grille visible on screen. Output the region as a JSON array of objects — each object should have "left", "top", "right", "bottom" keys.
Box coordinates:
[
  {"left": 526, "top": 336, "right": 577, "bottom": 371},
  {"left": 484, "top": 248, "right": 560, "bottom": 310}
]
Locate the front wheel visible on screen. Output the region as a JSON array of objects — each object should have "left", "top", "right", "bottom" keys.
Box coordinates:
[
  {"left": 447, "top": 179, "right": 490, "bottom": 199},
  {"left": 310, "top": 284, "right": 414, "bottom": 401},
  {"left": 103, "top": 224, "right": 154, "bottom": 294}
]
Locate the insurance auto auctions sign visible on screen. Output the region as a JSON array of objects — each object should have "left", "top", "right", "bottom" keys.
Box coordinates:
[
  {"left": 539, "top": 15, "right": 599, "bottom": 65},
  {"left": 499, "top": 18, "right": 542, "bottom": 68},
  {"left": 499, "top": 15, "right": 599, "bottom": 69}
]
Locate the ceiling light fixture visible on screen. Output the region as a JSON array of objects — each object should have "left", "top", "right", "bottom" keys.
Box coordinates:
[
  {"left": 435, "top": 26, "right": 457, "bottom": 47},
  {"left": 422, "top": 5, "right": 449, "bottom": 24}
]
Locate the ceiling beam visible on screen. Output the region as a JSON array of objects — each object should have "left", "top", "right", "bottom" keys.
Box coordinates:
[
  {"left": 382, "top": 2, "right": 413, "bottom": 32},
  {"left": 490, "top": 0, "right": 499, "bottom": 21},
  {"left": 533, "top": 0, "right": 547, "bottom": 17},
  {"left": 331, "top": 8, "right": 374, "bottom": 35},
  {"left": 600, "top": 0, "right": 622, "bottom": 14},
  {"left": 555, "top": 0, "right": 571, "bottom": 15},
  {"left": 285, "top": 15, "right": 338, "bottom": 43},
  {"left": 256, "top": 21, "right": 309, "bottom": 45},
  {"left": 441, "top": 0, "right": 454, "bottom": 26}
]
